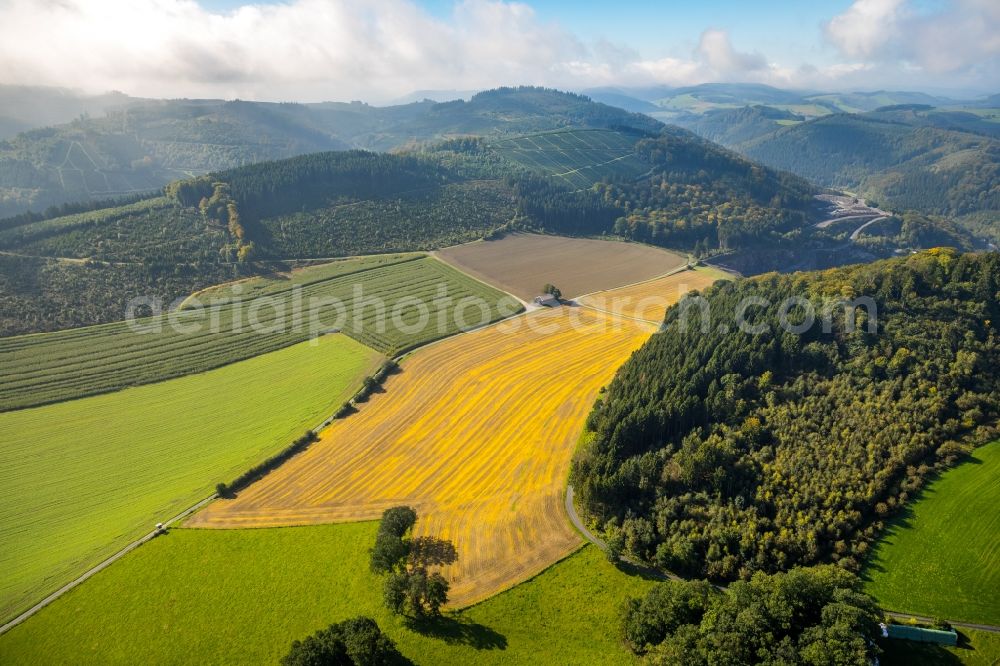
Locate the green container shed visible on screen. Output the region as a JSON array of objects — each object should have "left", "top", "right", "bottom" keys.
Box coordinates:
[{"left": 886, "top": 624, "right": 958, "bottom": 646}]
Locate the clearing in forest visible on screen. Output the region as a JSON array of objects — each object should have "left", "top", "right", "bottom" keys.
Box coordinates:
[
  {"left": 491, "top": 129, "right": 649, "bottom": 189},
  {"left": 188, "top": 307, "right": 653, "bottom": 607},
  {"left": 436, "top": 233, "right": 686, "bottom": 302}
]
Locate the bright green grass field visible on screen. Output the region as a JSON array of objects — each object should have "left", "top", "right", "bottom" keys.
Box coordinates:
[
  {"left": 0, "top": 524, "right": 651, "bottom": 665},
  {"left": 863, "top": 441, "right": 1000, "bottom": 625},
  {"left": 0, "top": 335, "right": 382, "bottom": 622}
]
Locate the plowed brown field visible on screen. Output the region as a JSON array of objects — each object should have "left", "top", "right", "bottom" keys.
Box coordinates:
[
  {"left": 436, "top": 233, "right": 686, "bottom": 300},
  {"left": 188, "top": 307, "right": 653, "bottom": 606}
]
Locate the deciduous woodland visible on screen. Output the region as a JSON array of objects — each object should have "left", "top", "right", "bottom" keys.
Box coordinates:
[{"left": 0, "top": 78, "right": 997, "bottom": 666}]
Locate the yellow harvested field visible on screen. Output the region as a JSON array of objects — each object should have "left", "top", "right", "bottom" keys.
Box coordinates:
[
  {"left": 436, "top": 233, "right": 687, "bottom": 300},
  {"left": 188, "top": 307, "right": 652, "bottom": 606},
  {"left": 578, "top": 267, "right": 730, "bottom": 323}
]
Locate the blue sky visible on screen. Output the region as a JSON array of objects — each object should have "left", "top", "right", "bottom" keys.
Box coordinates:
[
  {"left": 0, "top": 0, "right": 996, "bottom": 101},
  {"left": 199, "top": 0, "right": 852, "bottom": 67}
]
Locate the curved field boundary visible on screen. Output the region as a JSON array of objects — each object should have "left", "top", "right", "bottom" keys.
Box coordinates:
[
  {"left": 863, "top": 441, "right": 1000, "bottom": 626},
  {"left": 566, "top": 485, "right": 1000, "bottom": 634},
  {"left": 188, "top": 307, "right": 654, "bottom": 607}
]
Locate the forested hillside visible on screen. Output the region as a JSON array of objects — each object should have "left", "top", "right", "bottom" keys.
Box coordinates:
[
  {"left": 573, "top": 249, "right": 1000, "bottom": 581},
  {"left": 587, "top": 83, "right": 966, "bottom": 126},
  {"left": 5, "top": 104, "right": 985, "bottom": 337},
  {"left": 0, "top": 85, "right": 138, "bottom": 140},
  {"left": 678, "top": 105, "right": 803, "bottom": 147},
  {"left": 597, "top": 127, "right": 815, "bottom": 251},
  {"left": 864, "top": 104, "right": 1000, "bottom": 139},
  {"left": 0, "top": 151, "right": 518, "bottom": 335},
  {"left": 0, "top": 87, "right": 657, "bottom": 218},
  {"left": 734, "top": 114, "right": 999, "bottom": 239}
]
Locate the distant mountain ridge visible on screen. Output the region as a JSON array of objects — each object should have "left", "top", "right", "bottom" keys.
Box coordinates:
[
  {"left": 0, "top": 85, "right": 139, "bottom": 140},
  {"left": 0, "top": 109, "right": 820, "bottom": 335}
]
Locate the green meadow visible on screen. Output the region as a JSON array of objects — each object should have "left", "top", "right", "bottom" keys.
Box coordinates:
[
  {"left": 863, "top": 441, "right": 1000, "bottom": 625},
  {"left": 0, "top": 335, "right": 382, "bottom": 622},
  {"left": 0, "top": 254, "right": 518, "bottom": 410},
  {"left": 0, "top": 524, "right": 651, "bottom": 665}
]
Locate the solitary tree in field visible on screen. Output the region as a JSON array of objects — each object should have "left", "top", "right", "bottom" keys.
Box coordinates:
[{"left": 370, "top": 506, "right": 455, "bottom": 618}]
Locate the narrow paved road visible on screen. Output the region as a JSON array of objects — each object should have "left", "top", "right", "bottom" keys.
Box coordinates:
[
  {"left": 850, "top": 216, "right": 889, "bottom": 240},
  {"left": 565, "top": 486, "right": 1000, "bottom": 634},
  {"left": 565, "top": 485, "right": 679, "bottom": 582}
]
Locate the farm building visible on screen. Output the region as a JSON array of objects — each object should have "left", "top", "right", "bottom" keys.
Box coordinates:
[{"left": 534, "top": 294, "right": 560, "bottom": 307}]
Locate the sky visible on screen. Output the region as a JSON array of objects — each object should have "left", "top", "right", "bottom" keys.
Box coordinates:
[{"left": 0, "top": 0, "right": 996, "bottom": 103}]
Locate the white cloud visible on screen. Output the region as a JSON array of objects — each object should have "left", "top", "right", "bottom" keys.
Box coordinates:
[
  {"left": 0, "top": 0, "right": 589, "bottom": 101},
  {"left": 0, "top": 0, "right": 994, "bottom": 101},
  {"left": 696, "top": 29, "right": 767, "bottom": 74},
  {"left": 824, "top": 0, "right": 905, "bottom": 59},
  {"left": 825, "top": 0, "right": 1000, "bottom": 79}
]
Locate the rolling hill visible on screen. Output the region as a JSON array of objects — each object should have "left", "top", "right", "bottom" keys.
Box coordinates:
[
  {"left": 0, "top": 106, "right": 820, "bottom": 335},
  {"left": 586, "top": 83, "right": 972, "bottom": 124},
  {"left": 0, "top": 85, "right": 139, "bottom": 140},
  {"left": 0, "top": 87, "right": 658, "bottom": 218},
  {"left": 678, "top": 105, "right": 804, "bottom": 147},
  {"left": 735, "top": 113, "right": 1000, "bottom": 239}
]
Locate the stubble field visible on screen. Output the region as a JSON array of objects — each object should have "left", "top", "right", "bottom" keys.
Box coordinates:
[
  {"left": 188, "top": 306, "right": 653, "bottom": 606},
  {"left": 577, "top": 266, "right": 730, "bottom": 323}
]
